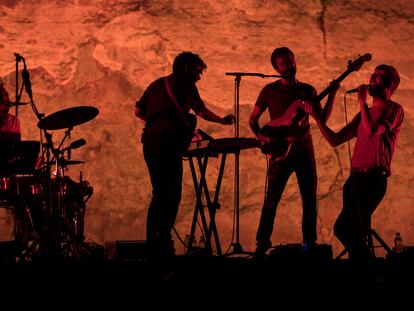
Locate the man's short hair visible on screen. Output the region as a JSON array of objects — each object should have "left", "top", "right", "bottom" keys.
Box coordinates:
[
  {"left": 172, "top": 51, "right": 207, "bottom": 74},
  {"left": 375, "top": 64, "right": 400, "bottom": 95},
  {"left": 270, "top": 47, "right": 294, "bottom": 70}
]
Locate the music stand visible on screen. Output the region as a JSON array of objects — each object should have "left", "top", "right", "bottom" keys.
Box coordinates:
[{"left": 225, "top": 72, "right": 280, "bottom": 255}]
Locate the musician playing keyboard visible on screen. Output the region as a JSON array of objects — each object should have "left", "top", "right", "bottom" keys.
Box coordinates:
[
  {"left": 248, "top": 47, "right": 337, "bottom": 257},
  {"left": 135, "top": 52, "right": 234, "bottom": 259}
]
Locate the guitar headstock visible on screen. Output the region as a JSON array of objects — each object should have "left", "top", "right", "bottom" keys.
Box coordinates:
[{"left": 347, "top": 53, "right": 372, "bottom": 73}]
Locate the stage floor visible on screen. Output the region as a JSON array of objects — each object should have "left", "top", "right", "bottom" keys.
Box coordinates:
[{"left": 0, "top": 249, "right": 412, "bottom": 309}]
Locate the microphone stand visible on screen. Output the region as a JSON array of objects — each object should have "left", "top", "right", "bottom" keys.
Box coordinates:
[
  {"left": 14, "top": 54, "right": 19, "bottom": 116},
  {"left": 20, "top": 55, "right": 62, "bottom": 259},
  {"left": 13, "top": 53, "right": 25, "bottom": 116},
  {"left": 225, "top": 72, "right": 280, "bottom": 255}
]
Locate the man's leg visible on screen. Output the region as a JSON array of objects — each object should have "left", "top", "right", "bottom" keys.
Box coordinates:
[
  {"left": 256, "top": 159, "right": 291, "bottom": 254},
  {"left": 143, "top": 145, "right": 181, "bottom": 257},
  {"left": 295, "top": 144, "right": 317, "bottom": 246}
]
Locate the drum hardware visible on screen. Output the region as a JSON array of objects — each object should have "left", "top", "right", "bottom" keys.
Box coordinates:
[
  {"left": 4, "top": 100, "right": 29, "bottom": 107},
  {"left": 3, "top": 53, "right": 99, "bottom": 261},
  {"left": 43, "top": 160, "right": 86, "bottom": 168},
  {"left": 1, "top": 53, "right": 99, "bottom": 261},
  {"left": 34, "top": 106, "right": 97, "bottom": 260}
]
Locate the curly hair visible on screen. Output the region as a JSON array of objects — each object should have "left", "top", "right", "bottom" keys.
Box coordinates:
[{"left": 172, "top": 51, "right": 207, "bottom": 74}]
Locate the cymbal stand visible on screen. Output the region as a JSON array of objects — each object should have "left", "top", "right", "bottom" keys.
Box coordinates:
[
  {"left": 225, "top": 72, "right": 280, "bottom": 255},
  {"left": 53, "top": 129, "right": 83, "bottom": 259}
]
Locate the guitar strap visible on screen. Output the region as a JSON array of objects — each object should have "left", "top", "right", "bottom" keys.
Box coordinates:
[{"left": 164, "top": 77, "right": 191, "bottom": 128}]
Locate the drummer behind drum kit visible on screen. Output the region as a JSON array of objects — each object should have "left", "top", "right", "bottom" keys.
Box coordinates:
[{"left": 0, "top": 106, "right": 98, "bottom": 261}]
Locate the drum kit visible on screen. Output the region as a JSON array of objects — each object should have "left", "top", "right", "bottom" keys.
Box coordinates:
[{"left": 0, "top": 106, "right": 97, "bottom": 261}]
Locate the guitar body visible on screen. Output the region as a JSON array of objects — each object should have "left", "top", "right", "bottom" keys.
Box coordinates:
[
  {"left": 260, "top": 99, "right": 309, "bottom": 161},
  {"left": 259, "top": 53, "right": 372, "bottom": 161},
  {"left": 177, "top": 113, "right": 197, "bottom": 154},
  {"left": 163, "top": 77, "right": 198, "bottom": 154}
]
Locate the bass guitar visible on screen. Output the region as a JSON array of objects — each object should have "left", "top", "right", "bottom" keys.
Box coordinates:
[{"left": 260, "top": 53, "right": 372, "bottom": 161}]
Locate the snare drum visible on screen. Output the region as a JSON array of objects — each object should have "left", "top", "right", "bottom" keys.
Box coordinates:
[
  {"left": 14, "top": 175, "right": 42, "bottom": 199},
  {"left": 0, "top": 175, "right": 41, "bottom": 199}
]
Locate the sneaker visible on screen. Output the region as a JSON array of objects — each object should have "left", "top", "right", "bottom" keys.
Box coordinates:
[
  {"left": 302, "top": 242, "right": 316, "bottom": 253},
  {"left": 253, "top": 244, "right": 271, "bottom": 259}
]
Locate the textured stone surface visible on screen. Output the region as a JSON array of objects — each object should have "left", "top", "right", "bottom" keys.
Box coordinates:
[{"left": 0, "top": 0, "right": 413, "bottom": 255}]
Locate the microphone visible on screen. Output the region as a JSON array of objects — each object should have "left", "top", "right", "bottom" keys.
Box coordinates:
[
  {"left": 225, "top": 72, "right": 281, "bottom": 78},
  {"left": 345, "top": 84, "right": 367, "bottom": 94},
  {"left": 22, "top": 67, "right": 33, "bottom": 98},
  {"left": 61, "top": 138, "right": 86, "bottom": 153},
  {"left": 69, "top": 138, "right": 86, "bottom": 150}
]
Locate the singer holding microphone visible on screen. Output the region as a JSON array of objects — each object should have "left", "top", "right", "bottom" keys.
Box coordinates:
[
  {"left": 0, "top": 82, "right": 21, "bottom": 141},
  {"left": 302, "top": 64, "right": 404, "bottom": 263}
]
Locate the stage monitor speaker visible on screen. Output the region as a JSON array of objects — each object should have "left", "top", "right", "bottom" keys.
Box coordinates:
[
  {"left": 269, "top": 243, "right": 333, "bottom": 260},
  {"left": 105, "top": 240, "right": 149, "bottom": 260}
]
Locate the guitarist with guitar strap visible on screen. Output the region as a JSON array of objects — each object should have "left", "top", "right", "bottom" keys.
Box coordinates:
[
  {"left": 135, "top": 51, "right": 233, "bottom": 259},
  {"left": 249, "top": 47, "right": 369, "bottom": 257}
]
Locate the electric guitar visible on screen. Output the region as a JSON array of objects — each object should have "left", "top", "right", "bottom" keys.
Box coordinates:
[{"left": 260, "top": 53, "right": 372, "bottom": 161}]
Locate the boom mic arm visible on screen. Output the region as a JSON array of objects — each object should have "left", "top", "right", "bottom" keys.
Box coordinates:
[{"left": 225, "top": 72, "right": 281, "bottom": 78}]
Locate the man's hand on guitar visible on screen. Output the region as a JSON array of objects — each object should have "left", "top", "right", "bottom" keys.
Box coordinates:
[
  {"left": 258, "top": 132, "right": 271, "bottom": 147},
  {"left": 301, "top": 100, "right": 319, "bottom": 120},
  {"left": 329, "top": 80, "right": 341, "bottom": 95}
]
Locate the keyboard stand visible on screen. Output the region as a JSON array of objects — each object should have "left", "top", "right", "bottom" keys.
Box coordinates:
[
  {"left": 184, "top": 138, "right": 260, "bottom": 256},
  {"left": 186, "top": 150, "right": 224, "bottom": 256}
]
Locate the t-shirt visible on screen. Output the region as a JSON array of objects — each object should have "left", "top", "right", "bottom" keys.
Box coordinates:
[
  {"left": 350, "top": 101, "right": 404, "bottom": 175},
  {"left": 255, "top": 79, "right": 319, "bottom": 140},
  {"left": 136, "top": 76, "right": 204, "bottom": 146},
  {"left": 0, "top": 113, "right": 21, "bottom": 141}
]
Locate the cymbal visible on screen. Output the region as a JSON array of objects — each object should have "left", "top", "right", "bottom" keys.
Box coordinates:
[{"left": 37, "top": 106, "right": 99, "bottom": 130}]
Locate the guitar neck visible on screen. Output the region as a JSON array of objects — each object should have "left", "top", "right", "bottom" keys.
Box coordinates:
[{"left": 316, "top": 68, "right": 353, "bottom": 102}]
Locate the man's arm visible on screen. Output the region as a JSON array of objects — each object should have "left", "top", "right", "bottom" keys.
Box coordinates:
[
  {"left": 303, "top": 101, "right": 357, "bottom": 147},
  {"left": 249, "top": 106, "right": 263, "bottom": 137},
  {"left": 249, "top": 105, "right": 271, "bottom": 145},
  {"left": 357, "top": 84, "right": 387, "bottom": 136},
  {"left": 188, "top": 83, "right": 233, "bottom": 125},
  {"left": 320, "top": 80, "right": 340, "bottom": 123},
  {"left": 197, "top": 106, "right": 234, "bottom": 125}
]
